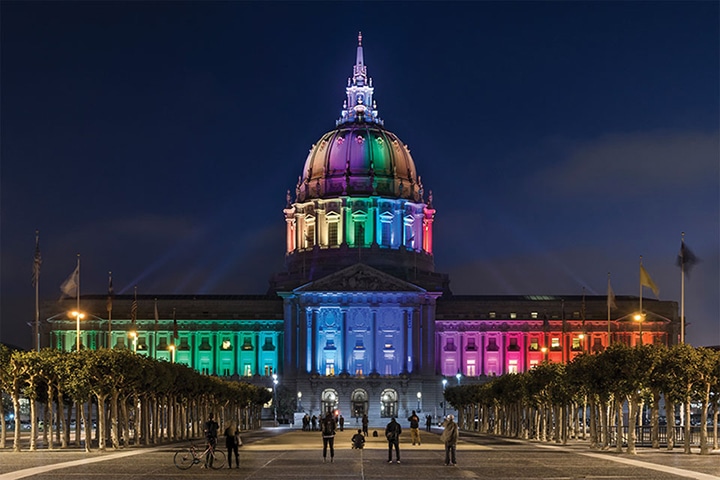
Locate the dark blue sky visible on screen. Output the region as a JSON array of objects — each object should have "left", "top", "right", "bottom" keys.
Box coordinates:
[{"left": 2, "top": 1, "right": 718, "bottom": 349}]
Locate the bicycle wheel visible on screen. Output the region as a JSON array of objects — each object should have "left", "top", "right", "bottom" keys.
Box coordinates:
[
  {"left": 174, "top": 449, "right": 195, "bottom": 470},
  {"left": 209, "top": 449, "right": 226, "bottom": 469}
]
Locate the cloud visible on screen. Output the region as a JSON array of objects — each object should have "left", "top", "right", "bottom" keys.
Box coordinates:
[{"left": 532, "top": 130, "right": 719, "bottom": 196}]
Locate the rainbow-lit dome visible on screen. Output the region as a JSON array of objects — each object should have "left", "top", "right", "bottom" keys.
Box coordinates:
[
  {"left": 297, "top": 123, "right": 422, "bottom": 203},
  {"left": 295, "top": 32, "right": 423, "bottom": 204}
]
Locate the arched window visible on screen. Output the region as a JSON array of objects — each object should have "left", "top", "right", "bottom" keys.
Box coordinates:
[{"left": 380, "top": 389, "right": 398, "bottom": 418}]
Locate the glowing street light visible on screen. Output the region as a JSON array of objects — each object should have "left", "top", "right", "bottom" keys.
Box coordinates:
[
  {"left": 441, "top": 378, "right": 448, "bottom": 418},
  {"left": 541, "top": 346, "right": 548, "bottom": 361},
  {"left": 272, "top": 373, "right": 279, "bottom": 426},
  {"left": 455, "top": 371, "right": 462, "bottom": 385},
  {"left": 634, "top": 313, "right": 646, "bottom": 345},
  {"left": 70, "top": 311, "right": 84, "bottom": 351},
  {"left": 416, "top": 391, "right": 422, "bottom": 412},
  {"left": 168, "top": 344, "right": 175, "bottom": 363},
  {"left": 129, "top": 330, "right": 138, "bottom": 353}
]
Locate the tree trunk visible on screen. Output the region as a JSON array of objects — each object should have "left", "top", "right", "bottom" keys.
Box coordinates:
[
  {"left": 29, "top": 398, "right": 37, "bottom": 451},
  {"left": 12, "top": 386, "right": 22, "bottom": 452},
  {"left": 0, "top": 396, "right": 6, "bottom": 449},
  {"left": 96, "top": 393, "right": 107, "bottom": 451},
  {"left": 650, "top": 389, "right": 660, "bottom": 449},
  {"left": 627, "top": 394, "right": 638, "bottom": 455},
  {"left": 683, "top": 398, "right": 691, "bottom": 454},
  {"left": 615, "top": 397, "right": 624, "bottom": 453},
  {"left": 82, "top": 398, "right": 91, "bottom": 452},
  {"left": 110, "top": 390, "right": 120, "bottom": 449}
]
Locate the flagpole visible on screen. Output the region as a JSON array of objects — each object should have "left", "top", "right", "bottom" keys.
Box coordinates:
[
  {"left": 107, "top": 272, "right": 113, "bottom": 349},
  {"left": 638, "top": 256, "right": 643, "bottom": 316},
  {"left": 34, "top": 230, "right": 41, "bottom": 351},
  {"left": 607, "top": 272, "right": 611, "bottom": 343},
  {"left": 75, "top": 254, "right": 81, "bottom": 351},
  {"left": 680, "top": 232, "right": 685, "bottom": 344}
]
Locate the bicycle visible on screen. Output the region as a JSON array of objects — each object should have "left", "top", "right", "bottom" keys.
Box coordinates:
[{"left": 174, "top": 441, "right": 226, "bottom": 470}]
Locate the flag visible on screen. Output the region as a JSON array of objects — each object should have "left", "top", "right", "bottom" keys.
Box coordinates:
[
  {"left": 60, "top": 265, "right": 79, "bottom": 298},
  {"left": 172, "top": 308, "right": 178, "bottom": 339},
  {"left": 130, "top": 288, "right": 138, "bottom": 327},
  {"left": 32, "top": 231, "right": 42, "bottom": 287},
  {"left": 607, "top": 278, "right": 617, "bottom": 310},
  {"left": 677, "top": 242, "right": 699, "bottom": 276},
  {"left": 107, "top": 272, "right": 114, "bottom": 313},
  {"left": 640, "top": 264, "right": 659, "bottom": 298}
]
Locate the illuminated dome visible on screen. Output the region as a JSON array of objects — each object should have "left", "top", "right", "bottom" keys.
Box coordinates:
[
  {"left": 297, "top": 124, "right": 422, "bottom": 203},
  {"left": 295, "top": 32, "right": 422, "bottom": 203},
  {"left": 275, "top": 33, "right": 446, "bottom": 293}
]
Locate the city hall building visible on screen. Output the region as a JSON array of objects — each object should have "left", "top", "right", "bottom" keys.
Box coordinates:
[{"left": 40, "top": 35, "right": 679, "bottom": 424}]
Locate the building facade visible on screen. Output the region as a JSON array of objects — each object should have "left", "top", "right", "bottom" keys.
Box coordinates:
[{"left": 40, "top": 34, "right": 679, "bottom": 425}]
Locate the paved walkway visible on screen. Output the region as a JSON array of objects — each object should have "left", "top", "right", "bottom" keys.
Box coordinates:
[{"left": 0, "top": 427, "right": 717, "bottom": 480}]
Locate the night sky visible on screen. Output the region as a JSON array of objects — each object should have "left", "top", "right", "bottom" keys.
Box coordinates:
[{"left": 1, "top": 1, "right": 718, "bottom": 350}]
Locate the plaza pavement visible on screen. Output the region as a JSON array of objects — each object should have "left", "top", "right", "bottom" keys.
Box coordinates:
[{"left": 0, "top": 426, "right": 718, "bottom": 479}]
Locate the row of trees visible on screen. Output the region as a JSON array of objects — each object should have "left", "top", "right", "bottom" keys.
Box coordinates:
[
  {"left": 444, "top": 343, "right": 720, "bottom": 455},
  {"left": 0, "top": 345, "right": 272, "bottom": 452}
]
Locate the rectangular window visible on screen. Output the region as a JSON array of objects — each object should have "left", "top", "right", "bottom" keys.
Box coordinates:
[
  {"left": 328, "top": 222, "right": 338, "bottom": 246},
  {"left": 325, "top": 359, "right": 335, "bottom": 376},
  {"left": 488, "top": 312, "right": 496, "bottom": 319},
  {"left": 529, "top": 338, "right": 539, "bottom": 351},
  {"left": 487, "top": 338, "right": 499, "bottom": 351},
  {"left": 510, "top": 312, "right": 517, "bottom": 319},
  {"left": 243, "top": 363, "right": 252, "bottom": 377},
  {"left": 508, "top": 359, "right": 518, "bottom": 374},
  {"left": 508, "top": 337, "right": 520, "bottom": 351},
  {"left": 550, "top": 337, "right": 561, "bottom": 350},
  {"left": 306, "top": 224, "right": 315, "bottom": 248},
  {"left": 531, "top": 312, "right": 538, "bottom": 319},
  {"left": 572, "top": 337, "right": 583, "bottom": 351},
  {"left": 381, "top": 222, "right": 391, "bottom": 246},
  {"left": 466, "top": 359, "right": 476, "bottom": 376},
  {"left": 264, "top": 365, "right": 272, "bottom": 376},
  {"left": 355, "top": 222, "right": 365, "bottom": 246}
]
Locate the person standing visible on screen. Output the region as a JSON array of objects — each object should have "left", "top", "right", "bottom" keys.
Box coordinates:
[
  {"left": 361, "top": 414, "right": 369, "bottom": 437},
  {"left": 224, "top": 420, "right": 240, "bottom": 468},
  {"left": 311, "top": 414, "right": 318, "bottom": 431},
  {"left": 440, "top": 414, "right": 459, "bottom": 466},
  {"left": 425, "top": 414, "right": 433, "bottom": 432},
  {"left": 407, "top": 410, "right": 421, "bottom": 445},
  {"left": 339, "top": 414, "right": 345, "bottom": 431},
  {"left": 385, "top": 417, "right": 402, "bottom": 463},
  {"left": 320, "top": 411, "right": 336, "bottom": 463},
  {"left": 203, "top": 413, "right": 219, "bottom": 468}
]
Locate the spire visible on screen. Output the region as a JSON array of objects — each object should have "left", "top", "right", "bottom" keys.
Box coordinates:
[{"left": 337, "top": 32, "right": 383, "bottom": 126}]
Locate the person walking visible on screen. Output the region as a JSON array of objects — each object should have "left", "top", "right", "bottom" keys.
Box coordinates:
[
  {"left": 385, "top": 417, "right": 402, "bottom": 463},
  {"left": 440, "top": 414, "right": 459, "bottom": 466},
  {"left": 407, "top": 410, "right": 421, "bottom": 445},
  {"left": 361, "top": 414, "right": 369, "bottom": 436},
  {"left": 224, "top": 420, "right": 241, "bottom": 468},
  {"left": 320, "top": 411, "right": 337, "bottom": 463},
  {"left": 203, "top": 413, "right": 219, "bottom": 468}
]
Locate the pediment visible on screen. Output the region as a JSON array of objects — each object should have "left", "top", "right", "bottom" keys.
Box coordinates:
[{"left": 296, "top": 264, "right": 426, "bottom": 293}]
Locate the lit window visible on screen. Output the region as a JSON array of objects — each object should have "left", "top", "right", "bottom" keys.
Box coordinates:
[
  {"left": 531, "top": 312, "right": 538, "bottom": 319},
  {"left": 508, "top": 360, "right": 518, "bottom": 374},
  {"left": 221, "top": 339, "right": 232, "bottom": 350},
  {"left": 529, "top": 338, "right": 539, "bottom": 351},
  {"left": 510, "top": 312, "right": 517, "bottom": 319},
  {"left": 243, "top": 364, "right": 252, "bottom": 376},
  {"left": 488, "top": 312, "right": 496, "bottom": 319},
  {"left": 466, "top": 359, "right": 476, "bottom": 376},
  {"left": 550, "top": 337, "right": 561, "bottom": 350}
]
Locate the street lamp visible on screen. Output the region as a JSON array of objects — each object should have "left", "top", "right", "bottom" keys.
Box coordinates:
[
  {"left": 70, "top": 311, "right": 84, "bottom": 351},
  {"left": 634, "top": 313, "right": 645, "bottom": 345},
  {"left": 441, "top": 378, "right": 448, "bottom": 418},
  {"left": 129, "top": 330, "right": 138, "bottom": 353},
  {"left": 578, "top": 333, "right": 585, "bottom": 353},
  {"left": 272, "top": 373, "right": 278, "bottom": 426},
  {"left": 297, "top": 391, "right": 302, "bottom": 412},
  {"left": 541, "top": 346, "right": 548, "bottom": 361},
  {"left": 168, "top": 344, "right": 175, "bottom": 363},
  {"left": 417, "top": 391, "right": 422, "bottom": 412},
  {"left": 455, "top": 371, "right": 462, "bottom": 385}
]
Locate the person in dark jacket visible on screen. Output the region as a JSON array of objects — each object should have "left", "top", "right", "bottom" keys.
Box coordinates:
[
  {"left": 407, "top": 410, "right": 421, "bottom": 445},
  {"left": 224, "top": 420, "right": 240, "bottom": 468},
  {"left": 320, "top": 412, "right": 337, "bottom": 463},
  {"left": 351, "top": 429, "right": 365, "bottom": 449},
  {"left": 385, "top": 417, "right": 402, "bottom": 463}
]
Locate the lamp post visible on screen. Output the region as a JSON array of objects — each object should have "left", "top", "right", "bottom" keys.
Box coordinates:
[
  {"left": 417, "top": 392, "right": 422, "bottom": 412},
  {"left": 71, "top": 311, "right": 84, "bottom": 351},
  {"left": 541, "top": 346, "right": 548, "bottom": 362},
  {"left": 129, "top": 331, "right": 138, "bottom": 353},
  {"left": 634, "top": 313, "right": 645, "bottom": 345},
  {"left": 297, "top": 391, "right": 302, "bottom": 412},
  {"left": 455, "top": 371, "right": 462, "bottom": 385},
  {"left": 578, "top": 333, "right": 585, "bottom": 353},
  {"left": 168, "top": 344, "right": 175, "bottom": 363},
  {"left": 441, "top": 378, "right": 448, "bottom": 418},
  {"left": 272, "top": 373, "right": 278, "bottom": 426}
]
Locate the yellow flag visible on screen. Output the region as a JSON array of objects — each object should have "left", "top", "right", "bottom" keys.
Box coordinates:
[{"left": 640, "top": 265, "right": 659, "bottom": 298}]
